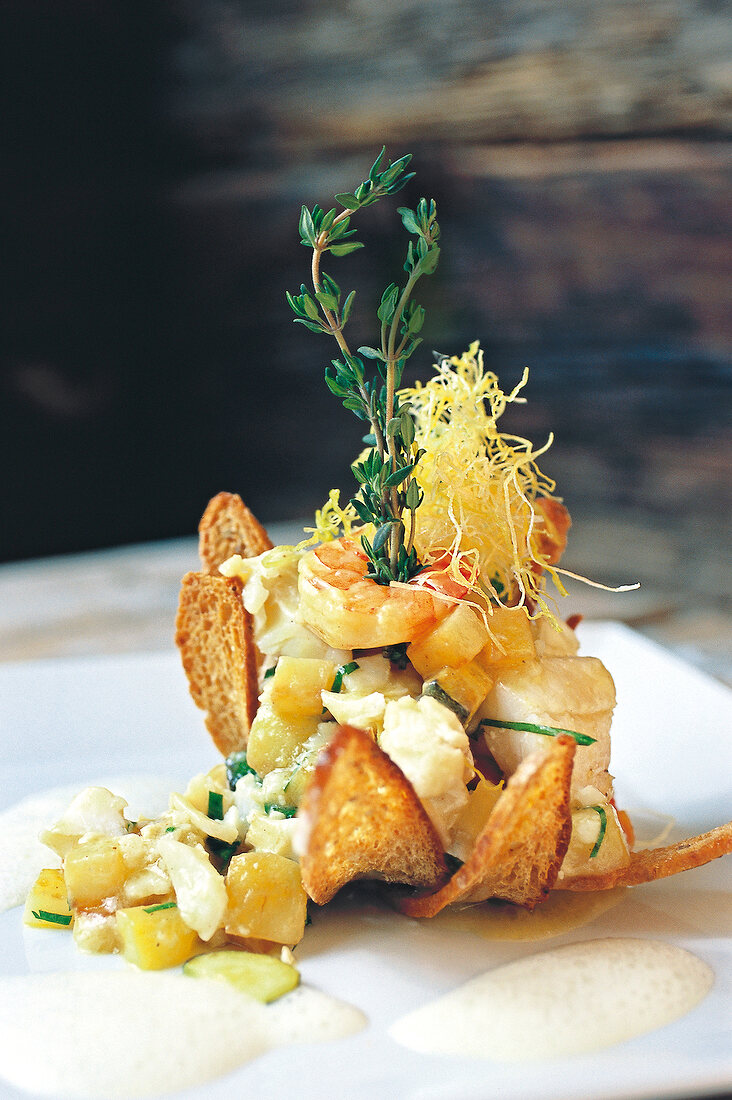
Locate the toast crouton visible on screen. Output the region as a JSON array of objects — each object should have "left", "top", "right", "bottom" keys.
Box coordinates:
[
  {"left": 175, "top": 571, "right": 259, "bottom": 755},
  {"left": 561, "top": 821, "right": 732, "bottom": 891},
  {"left": 199, "top": 491, "right": 273, "bottom": 573},
  {"left": 397, "top": 736, "right": 575, "bottom": 915},
  {"left": 299, "top": 725, "right": 449, "bottom": 904}
]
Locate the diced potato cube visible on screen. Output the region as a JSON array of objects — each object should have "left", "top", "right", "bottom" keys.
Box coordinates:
[
  {"left": 476, "top": 606, "right": 536, "bottom": 670},
  {"left": 24, "top": 868, "right": 73, "bottom": 930},
  {"left": 425, "top": 661, "right": 494, "bottom": 722},
  {"left": 246, "top": 703, "right": 320, "bottom": 776},
  {"left": 408, "top": 602, "right": 489, "bottom": 679},
  {"left": 64, "top": 836, "right": 128, "bottom": 907},
  {"left": 225, "top": 852, "right": 307, "bottom": 945},
  {"left": 184, "top": 949, "right": 299, "bottom": 1003},
  {"left": 116, "top": 903, "right": 199, "bottom": 970},
  {"left": 270, "top": 657, "right": 336, "bottom": 718}
]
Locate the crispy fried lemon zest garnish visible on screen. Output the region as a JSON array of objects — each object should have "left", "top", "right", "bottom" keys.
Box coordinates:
[
  {"left": 401, "top": 341, "right": 560, "bottom": 615},
  {"left": 300, "top": 489, "right": 360, "bottom": 548},
  {"left": 311, "top": 343, "right": 635, "bottom": 616}
]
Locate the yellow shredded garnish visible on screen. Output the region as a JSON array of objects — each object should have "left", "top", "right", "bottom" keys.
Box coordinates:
[
  {"left": 400, "top": 341, "right": 560, "bottom": 615},
  {"left": 299, "top": 489, "right": 359, "bottom": 548},
  {"left": 311, "top": 342, "right": 635, "bottom": 616}
]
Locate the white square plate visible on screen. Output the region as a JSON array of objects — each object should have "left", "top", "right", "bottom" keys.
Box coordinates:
[{"left": 0, "top": 622, "right": 730, "bottom": 1100}]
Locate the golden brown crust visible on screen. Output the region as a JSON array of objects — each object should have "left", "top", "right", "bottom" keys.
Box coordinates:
[
  {"left": 561, "top": 821, "right": 732, "bottom": 891},
  {"left": 299, "top": 725, "right": 449, "bottom": 905},
  {"left": 396, "top": 736, "right": 576, "bottom": 916},
  {"left": 175, "top": 571, "right": 259, "bottom": 755},
  {"left": 198, "top": 492, "right": 273, "bottom": 573}
]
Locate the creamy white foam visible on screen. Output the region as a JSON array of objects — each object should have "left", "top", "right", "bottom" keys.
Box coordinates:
[
  {"left": 390, "top": 938, "right": 713, "bottom": 1060},
  {"left": 0, "top": 970, "right": 365, "bottom": 1097}
]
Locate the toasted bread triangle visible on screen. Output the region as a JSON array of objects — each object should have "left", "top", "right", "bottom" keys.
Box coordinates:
[
  {"left": 199, "top": 491, "right": 273, "bottom": 573},
  {"left": 561, "top": 821, "right": 732, "bottom": 891},
  {"left": 175, "top": 571, "right": 258, "bottom": 755},
  {"left": 299, "top": 725, "right": 449, "bottom": 905},
  {"left": 396, "top": 735, "right": 576, "bottom": 916}
]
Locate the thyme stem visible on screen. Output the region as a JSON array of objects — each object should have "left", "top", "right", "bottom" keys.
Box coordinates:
[{"left": 287, "top": 148, "right": 439, "bottom": 584}]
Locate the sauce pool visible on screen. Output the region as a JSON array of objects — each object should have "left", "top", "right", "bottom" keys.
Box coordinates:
[
  {"left": 0, "top": 970, "right": 365, "bottom": 1098},
  {"left": 389, "top": 937, "right": 713, "bottom": 1060}
]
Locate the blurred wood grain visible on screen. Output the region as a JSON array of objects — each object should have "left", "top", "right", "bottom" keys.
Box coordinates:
[{"left": 0, "top": 0, "right": 729, "bottom": 562}]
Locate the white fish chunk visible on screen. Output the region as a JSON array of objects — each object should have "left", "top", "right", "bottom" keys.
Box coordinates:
[{"left": 478, "top": 656, "right": 615, "bottom": 800}]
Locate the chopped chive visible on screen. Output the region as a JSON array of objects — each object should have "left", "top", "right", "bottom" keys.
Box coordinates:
[
  {"left": 143, "top": 901, "right": 178, "bottom": 914},
  {"left": 383, "top": 642, "right": 409, "bottom": 669},
  {"left": 164, "top": 825, "right": 177, "bottom": 833},
  {"left": 32, "top": 909, "right": 72, "bottom": 926},
  {"left": 207, "top": 837, "right": 239, "bottom": 863},
  {"left": 264, "top": 802, "right": 298, "bottom": 818},
  {"left": 330, "top": 660, "right": 360, "bottom": 693},
  {"left": 282, "top": 764, "right": 301, "bottom": 792},
  {"left": 208, "top": 790, "right": 225, "bottom": 820},
  {"left": 589, "top": 805, "right": 608, "bottom": 857},
  {"left": 226, "top": 750, "right": 257, "bottom": 790},
  {"left": 479, "top": 718, "right": 596, "bottom": 746},
  {"left": 264, "top": 665, "right": 277, "bottom": 679}
]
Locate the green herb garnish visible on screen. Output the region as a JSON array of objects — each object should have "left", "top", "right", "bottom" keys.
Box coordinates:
[
  {"left": 589, "top": 805, "right": 608, "bottom": 857},
  {"left": 479, "top": 718, "right": 596, "bottom": 746},
  {"left": 263, "top": 665, "right": 277, "bottom": 679},
  {"left": 264, "top": 803, "right": 298, "bottom": 819},
  {"left": 383, "top": 642, "right": 409, "bottom": 669},
  {"left": 226, "top": 750, "right": 258, "bottom": 790},
  {"left": 330, "top": 660, "right": 360, "bottom": 693},
  {"left": 32, "top": 909, "right": 72, "bottom": 926},
  {"left": 142, "top": 901, "right": 177, "bottom": 914},
  {"left": 207, "top": 790, "right": 224, "bottom": 821},
  {"left": 207, "top": 837, "right": 239, "bottom": 864},
  {"left": 288, "top": 147, "right": 440, "bottom": 584}
]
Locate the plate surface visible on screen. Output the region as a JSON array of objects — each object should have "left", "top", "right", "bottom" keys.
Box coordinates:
[{"left": 1, "top": 622, "right": 731, "bottom": 1100}]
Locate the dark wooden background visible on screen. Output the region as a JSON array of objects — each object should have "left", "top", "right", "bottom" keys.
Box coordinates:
[{"left": 1, "top": 0, "right": 730, "bottom": 579}]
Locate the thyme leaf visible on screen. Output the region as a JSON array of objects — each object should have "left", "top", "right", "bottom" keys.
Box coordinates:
[{"left": 288, "top": 148, "right": 440, "bottom": 584}]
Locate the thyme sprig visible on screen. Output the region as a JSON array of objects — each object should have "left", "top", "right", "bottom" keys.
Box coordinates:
[{"left": 287, "top": 148, "right": 441, "bottom": 583}]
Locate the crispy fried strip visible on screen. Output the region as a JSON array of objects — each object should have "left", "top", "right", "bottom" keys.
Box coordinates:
[
  {"left": 561, "top": 821, "right": 732, "bottom": 891},
  {"left": 175, "top": 571, "right": 258, "bottom": 755},
  {"left": 534, "top": 497, "right": 571, "bottom": 566},
  {"left": 199, "top": 491, "right": 273, "bottom": 573},
  {"left": 397, "top": 736, "right": 576, "bottom": 916},
  {"left": 300, "top": 725, "right": 449, "bottom": 905}
]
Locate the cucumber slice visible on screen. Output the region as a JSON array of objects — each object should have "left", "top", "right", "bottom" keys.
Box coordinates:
[{"left": 183, "top": 949, "right": 299, "bottom": 1003}]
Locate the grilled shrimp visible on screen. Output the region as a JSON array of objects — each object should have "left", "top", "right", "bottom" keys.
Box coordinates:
[{"left": 297, "top": 536, "right": 452, "bottom": 650}]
